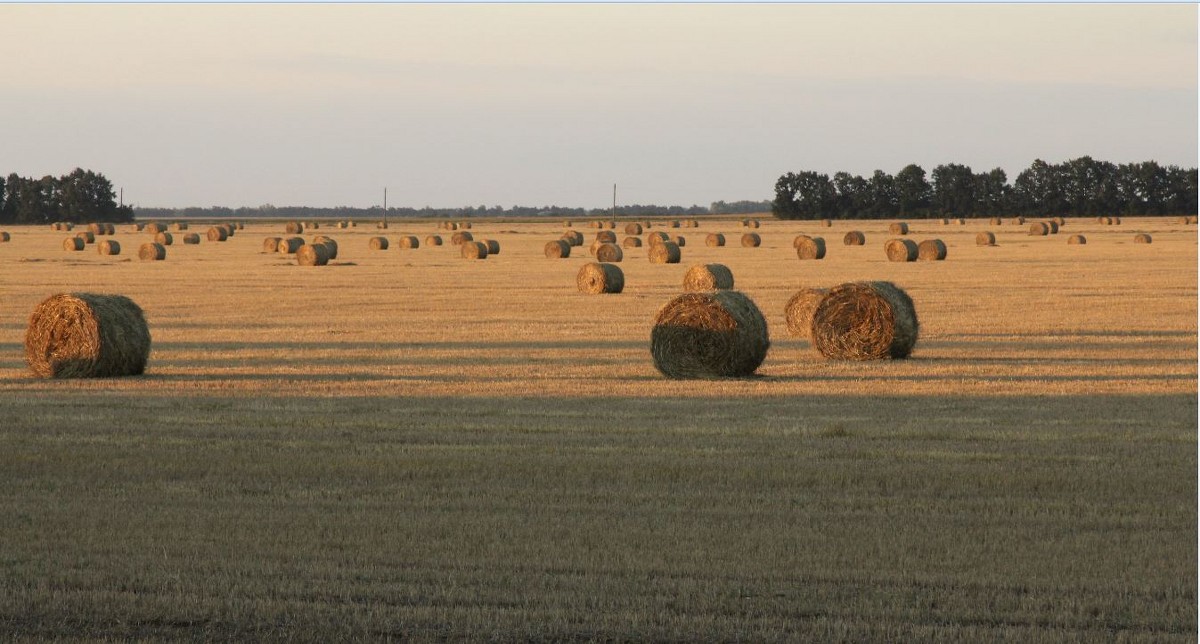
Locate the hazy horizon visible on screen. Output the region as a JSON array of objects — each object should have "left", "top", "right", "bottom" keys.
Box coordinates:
[{"left": 1, "top": 4, "right": 1195, "bottom": 210}]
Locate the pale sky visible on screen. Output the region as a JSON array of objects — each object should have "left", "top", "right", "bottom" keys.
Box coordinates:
[{"left": 1, "top": 4, "right": 1195, "bottom": 210}]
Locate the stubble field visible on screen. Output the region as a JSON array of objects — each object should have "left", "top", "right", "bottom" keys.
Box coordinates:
[{"left": 0, "top": 216, "right": 1195, "bottom": 641}]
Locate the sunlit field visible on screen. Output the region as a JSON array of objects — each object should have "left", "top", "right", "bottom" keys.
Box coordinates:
[{"left": 1, "top": 215, "right": 1195, "bottom": 641}]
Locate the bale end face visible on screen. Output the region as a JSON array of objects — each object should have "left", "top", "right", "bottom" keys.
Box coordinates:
[
  {"left": 1067, "top": 234, "right": 1087, "bottom": 245},
  {"left": 595, "top": 242, "right": 623, "bottom": 263},
  {"left": 398, "top": 236, "right": 420, "bottom": 249},
  {"left": 263, "top": 237, "right": 282, "bottom": 252},
  {"left": 1134, "top": 233, "right": 1152, "bottom": 244},
  {"left": 425, "top": 235, "right": 443, "bottom": 246},
  {"left": 650, "top": 290, "right": 769, "bottom": 379},
  {"left": 843, "top": 231, "right": 865, "bottom": 246},
  {"left": 97, "top": 240, "right": 121, "bottom": 256},
  {"left": 182, "top": 233, "right": 201, "bottom": 245},
  {"left": 784, "top": 288, "right": 828, "bottom": 338},
  {"left": 25, "top": 293, "right": 152, "bottom": 379},
  {"left": 577, "top": 262, "right": 624, "bottom": 294},
  {"left": 705, "top": 233, "right": 726, "bottom": 247},
  {"left": 296, "top": 243, "right": 332, "bottom": 266}
]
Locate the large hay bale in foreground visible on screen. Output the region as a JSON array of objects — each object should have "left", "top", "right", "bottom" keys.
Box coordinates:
[
  {"left": 397, "top": 236, "right": 419, "bottom": 250},
  {"left": 154, "top": 232, "right": 173, "bottom": 246},
  {"left": 577, "top": 262, "right": 624, "bottom": 294},
  {"left": 885, "top": 238, "right": 918, "bottom": 262},
  {"left": 976, "top": 231, "right": 996, "bottom": 246},
  {"left": 889, "top": 222, "right": 909, "bottom": 235},
  {"left": 545, "top": 240, "right": 570, "bottom": 258},
  {"left": 207, "top": 226, "right": 228, "bottom": 242},
  {"left": 810, "top": 281, "right": 918, "bottom": 360},
  {"left": 1067, "top": 234, "right": 1087, "bottom": 245},
  {"left": 624, "top": 222, "right": 643, "bottom": 235},
  {"left": 451, "top": 231, "right": 474, "bottom": 245},
  {"left": 622, "top": 236, "right": 643, "bottom": 248},
  {"left": 182, "top": 233, "right": 201, "bottom": 245},
  {"left": 63, "top": 237, "right": 84, "bottom": 251},
  {"left": 369, "top": 236, "right": 389, "bottom": 250},
  {"left": 296, "top": 243, "right": 332, "bottom": 266},
  {"left": 650, "top": 290, "right": 769, "bottom": 379},
  {"left": 706, "top": 233, "right": 726, "bottom": 247},
  {"left": 97, "top": 240, "right": 121, "bottom": 256},
  {"left": 784, "top": 288, "right": 828, "bottom": 338},
  {"left": 648, "top": 241, "right": 681, "bottom": 264},
  {"left": 595, "top": 242, "right": 623, "bottom": 262},
  {"left": 263, "top": 237, "right": 282, "bottom": 252},
  {"left": 461, "top": 241, "right": 488, "bottom": 259},
  {"left": 843, "top": 231, "right": 865, "bottom": 246},
  {"left": 139, "top": 242, "right": 166, "bottom": 261},
  {"left": 1134, "top": 233, "right": 1152, "bottom": 244},
  {"left": 794, "top": 235, "right": 826, "bottom": 260},
  {"left": 917, "top": 239, "right": 947, "bottom": 261},
  {"left": 741, "top": 233, "right": 762, "bottom": 247},
  {"left": 25, "top": 293, "right": 151, "bottom": 379},
  {"left": 277, "top": 237, "right": 304, "bottom": 254},
  {"left": 312, "top": 236, "right": 338, "bottom": 258},
  {"left": 285, "top": 221, "right": 304, "bottom": 234},
  {"left": 683, "top": 263, "right": 734, "bottom": 291}
]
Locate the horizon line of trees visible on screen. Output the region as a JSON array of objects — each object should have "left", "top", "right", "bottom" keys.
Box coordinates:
[
  {"left": 773, "top": 157, "right": 1198, "bottom": 220},
  {"left": 0, "top": 169, "right": 133, "bottom": 225},
  {"left": 131, "top": 202, "right": 719, "bottom": 221}
]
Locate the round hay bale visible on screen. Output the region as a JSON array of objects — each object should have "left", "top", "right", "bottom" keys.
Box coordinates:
[
  {"left": 425, "top": 235, "right": 443, "bottom": 246},
  {"left": 154, "top": 232, "right": 173, "bottom": 246},
  {"left": 182, "top": 233, "right": 201, "bottom": 245},
  {"left": 784, "top": 288, "right": 828, "bottom": 338},
  {"left": 624, "top": 222, "right": 643, "bottom": 235},
  {"left": 642, "top": 221, "right": 653, "bottom": 229},
  {"left": 139, "top": 242, "right": 166, "bottom": 261},
  {"left": 220, "top": 223, "right": 236, "bottom": 237},
  {"left": 1046, "top": 221, "right": 1059, "bottom": 234},
  {"left": 590, "top": 220, "right": 602, "bottom": 229},
  {"left": 172, "top": 222, "right": 188, "bottom": 231},
  {"left": 397, "top": 236, "right": 419, "bottom": 249},
  {"left": 623, "top": 236, "right": 643, "bottom": 248},
  {"left": 277, "top": 237, "right": 304, "bottom": 254},
  {"left": 648, "top": 241, "right": 682, "bottom": 264},
  {"left": 377, "top": 221, "right": 388, "bottom": 229},
  {"left": 885, "top": 238, "right": 918, "bottom": 262},
  {"left": 483, "top": 239, "right": 500, "bottom": 255},
  {"left": 545, "top": 240, "right": 570, "bottom": 258},
  {"left": 706, "top": 233, "right": 726, "bottom": 247},
  {"left": 647, "top": 231, "right": 670, "bottom": 244},
  {"left": 650, "top": 290, "right": 769, "bottom": 379},
  {"left": 1134, "top": 233, "right": 1152, "bottom": 244},
  {"left": 741, "top": 233, "right": 762, "bottom": 247},
  {"left": 745, "top": 219, "right": 760, "bottom": 229},
  {"left": 207, "top": 226, "right": 228, "bottom": 242},
  {"left": 25, "top": 293, "right": 151, "bottom": 379},
  {"left": 688, "top": 219, "right": 700, "bottom": 227},
  {"left": 1029, "top": 222, "right": 1049, "bottom": 236},
  {"left": 955, "top": 218, "right": 966, "bottom": 225},
  {"left": 939, "top": 218, "right": 950, "bottom": 225},
  {"left": 64, "top": 237, "right": 85, "bottom": 251},
  {"left": 810, "top": 281, "right": 918, "bottom": 360},
  {"left": 976, "top": 231, "right": 996, "bottom": 246},
  {"left": 794, "top": 235, "right": 826, "bottom": 260},
  {"left": 307, "top": 222, "right": 319, "bottom": 230},
  {"left": 451, "top": 231, "right": 474, "bottom": 245},
  {"left": 105, "top": 223, "right": 116, "bottom": 235},
  {"left": 917, "top": 239, "right": 947, "bottom": 261},
  {"left": 87, "top": 223, "right": 104, "bottom": 235},
  {"left": 0, "top": 232, "right": 9, "bottom": 242},
  {"left": 97, "top": 240, "right": 121, "bottom": 256},
  {"left": 588, "top": 239, "right": 605, "bottom": 257},
  {"left": 821, "top": 219, "right": 832, "bottom": 227},
  {"left": 672, "top": 235, "right": 686, "bottom": 247},
  {"left": 77, "top": 231, "right": 95, "bottom": 244},
  {"left": 889, "top": 222, "right": 909, "bottom": 235},
  {"left": 595, "top": 230, "right": 617, "bottom": 244},
  {"left": 562, "top": 230, "right": 584, "bottom": 246},
  {"left": 683, "top": 263, "right": 734, "bottom": 291},
  {"left": 1067, "top": 234, "right": 1087, "bottom": 245},
  {"left": 989, "top": 217, "right": 1002, "bottom": 225},
  {"left": 337, "top": 221, "right": 348, "bottom": 229},
  {"left": 577, "top": 262, "right": 624, "bottom": 294},
  {"left": 296, "top": 243, "right": 332, "bottom": 266},
  {"left": 459, "top": 221, "right": 472, "bottom": 230},
  {"left": 562, "top": 220, "right": 572, "bottom": 228},
  {"left": 285, "top": 221, "right": 304, "bottom": 234},
  {"left": 595, "top": 242, "right": 623, "bottom": 262},
  {"left": 669, "top": 220, "right": 681, "bottom": 228},
  {"left": 1112, "top": 216, "right": 1122, "bottom": 225},
  {"left": 1052, "top": 216, "right": 1065, "bottom": 226},
  {"left": 234, "top": 222, "right": 244, "bottom": 230},
  {"left": 1012, "top": 216, "right": 1026, "bottom": 225},
  {"left": 369, "top": 236, "right": 389, "bottom": 250},
  {"left": 461, "top": 241, "right": 488, "bottom": 259},
  {"left": 263, "top": 237, "right": 282, "bottom": 252},
  {"left": 312, "top": 236, "right": 338, "bottom": 258},
  {"left": 843, "top": 231, "right": 866, "bottom": 246},
  {"left": 145, "top": 222, "right": 166, "bottom": 234}
]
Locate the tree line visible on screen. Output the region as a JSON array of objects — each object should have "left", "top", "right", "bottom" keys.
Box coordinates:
[
  {"left": 0, "top": 169, "right": 133, "bottom": 225},
  {"left": 133, "top": 202, "right": 716, "bottom": 221},
  {"left": 773, "top": 157, "right": 1198, "bottom": 220}
]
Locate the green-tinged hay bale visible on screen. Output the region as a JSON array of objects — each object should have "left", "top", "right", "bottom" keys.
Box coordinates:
[
  {"left": 545, "top": 240, "right": 570, "bottom": 258},
  {"left": 1134, "top": 233, "right": 1152, "bottom": 244},
  {"left": 885, "top": 238, "right": 918, "bottom": 262},
  {"left": 648, "top": 231, "right": 670, "bottom": 244},
  {"left": 595, "top": 242, "right": 623, "bottom": 263},
  {"left": 171, "top": 222, "right": 188, "bottom": 231},
  {"left": 451, "top": 231, "right": 474, "bottom": 245},
  {"left": 377, "top": 221, "right": 388, "bottom": 229},
  {"left": 889, "top": 222, "right": 909, "bottom": 235},
  {"left": 672, "top": 235, "right": 686, "bottom": 247},
  {"left": 741, "top": 233, "right": 761, "bottom": 247},
  {"left": 810, "top": 281, "right": 918, "bottom": 360},
  {"left": 182, "top": 233, "right": 200, "bottom": 245},
  {"left": 976, "top": 231, "right": 996, "bottom": 246},
  {"left": 989, "top": 217, "right": 1002, "bottom": 225},
  {"left": 263, "top": 237, "right": 282, "bottom": 252},
  {"left": 425, "top": 235, "right": 443, "bottom": 246},
  {"left": 1067, "top": 234, "right": 1086, "bottom": 245},
  {"left": 88, "top": 223, "right": 104, "bottom": 235},
  {"left": 669, "top": 220, "right": 681, "bottom": 228},
  {"left": 706, "top": 233, "right": 726, "bottom": 247},
  {"left": 154, "top": 232, "right": 173, "bottom": 246},
  {"left": 650, "top": 290, "right": 769, "bottom": 379},
  {"left": 1052, "top": 216, "right": 1065, "bottom": 226},
  {"left": 64, "top": 237, "right": 85, "bottom": 251},
  {"left": 483, "top": 239, "right": 500, "bottom": 255},
  {"left": 595, "top": 230, "right": 617, "bottom": 243},
  {"left": 25, "top": 293, "right": 151, "bottom": 379},
  {"left": 1029, "top": 222, "right": 1049, "bottom": 236},
  {"left": 97, "top": 240, "right": 121, "bottom": 256},
  {"left": 397, "top": 236, "right": 419, "bottom": 249},
  {"left": 794, "top": 235, "right": 826, "bottom": 260},
  {"left": 784, "top": 288, "right": 829, "bottom": 338},
  {"left": 296, "top": 243, "right": 332, "bottom": 266},
  {"left": 139, "top": 242, "right": 166, "bottom": 261},
  {"left": 1046, "top": 221, "right": 1059, "bottom": 234},
  {"left": 623, "top": 236, "right": 643, "bottom": 248},
  {"left": 1011, "top": 216, "right": 1026, "bottom": 225},
  {"left": 577, "top": 262, "right": 624, "bottom": 294},
  {"left": 917, "top": 239, "right": 947, "bottom": 261},
  {"left": 562, "top": 230, "right": 584, "bottom": 246},
  {"left": 145, "top": 222, "right": 166, "bottom": 234},
  {"left": 821, "top": 219, "right": 833, "bottom": 227},
  {"left": 285, "top": 221, "right": 304, "bottom": 234},
  {"left": 369, "top": 236, "right": 389, "bottom": 250},
  {"left": 461, "top": 241, "right": 488, "bottom": 259},
  {"left": 207, "top": 226, "right": 228, "bottom": 242},
  {"left": 77, "top": 231, "right": 95, "bottom": 244},
  {"left": 0, "top": 232, "right": 9, "bottom": 242},
  {"left": 220, "top": 223, "right": 236, "bottom": 237},
  {"left": 648, "top": 241, "right": 681, "bottom": 264},
  {"left": 843, "top": 231, "right": 865, "bottom": 246},
  {"left": 311, "top": 236, "right": 338, "bottom": 258},
  {"left": 683, "top": 263, "right": 734, "bottom": 291},
  {"left": 277, "top": 237, "right": 304, "bottom": 254},
  {"left": 624, "top": 222, "right": 643, "bottom": 235}
]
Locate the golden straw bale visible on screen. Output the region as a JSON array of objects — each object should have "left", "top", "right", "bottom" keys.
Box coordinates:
[
  {"left": 672, "top": 235, "right": 686, "bottom": 247},
  {"left": 706, "top": 233, "right": 726, "bottom": 247},
  {"left": 648, "top": 241, "right": 681, "bottom": 264},
  {"left": 296, "top": 243, "right": 332, "bottom": 266},
  {"left": 312, "top": 236, "right": 338, "bottom": 258},
  {"left": 139, "top": 242, "right": 166, "bottom": 261},
  {"left": 650, "top": 290, "right": 769, "bottom": 379},
  {"left": 451, "top": 231, "right": 474, "bottom": 245},
  {"left": 1134, "top": 233, "right": 1152, "bottom": 244},
  {"left": 843, "top": 231, "right": 865, "bottom": 246},
  {"left": 741, "top": 233, "right": 761, "bottom": 247},
  {"left": 425, "top": 235, "right": 443, "bottom": 246},
  {"left": 577, "top": 262, "right": 624, "bottom": 294},
  {"left": 88, "top": 223, "right": 103, "bottom": 235},
  {"left": 1067, "top": 234, "right": 1086, "bottom": 245},
  {"left": 976, "top": 232, "right": 996, "bottom": 246},
  {"left": 595, "top": 242, "right": 623, "bottom": 262},
  {"left": 1029, "top": 222, "right": 1049, "bottom": 236},
  {"left": 561, "top": 230, "right": 584, "bottom": 246},
  {"left": 784, "top": 288, "right": 828, "bottom": 338},
  {"left": 397, "top": 236, "right": 419, "bottom": 249},
  {"left": 97, "top": 240, "right": 121, "bottom": 256},
  {"left": 263, "top": 237, "right": 282, "bottom": 252},
  {"left": 595, "top": 230, "right": 617, "bottom": 243},
  {"left": 545, "top": 240, "right": 571, "bottom": 258},
  {"left": 794, "top": 235, "right": 826, "bottom": 259},
  {"left": 483, "top": 239, "right": 500, "bottom": 255},
  {"left": 624, "top": 223, "right": 643, "bottom": 235},
  {"left": 810, "top": 281, "right": 918, "bottom": 360},
  {"left": 889, "top": 222, "right": 909, "bottom": 235},
  {"left": 154, "top": 232, "right": 173, "bottom": 246},
  {"left": 461, "top": 241, "right": 488, "bottom": 259},
  {"left": 182, "top": 233, "right": 200, "bottom": 245},
  {"left": 1011, "top": 216, "right": 1026, "bottom": 225},
  {"left": 145, "top": 222, "right": 166, "bottom": 234},
  {"left": 821, "top": 219, "right": 832, "bottom": 227},
  {"left": 0, "top": 232, "right": 9, "bottom": 242},
  {"left": 989, "top": 217, "right": 1002, "bottom": 225},
  {"left": 77, "top": 231, "right": 95, "bottom": 244},
  {"left": 207, "top": 227, "right": 228, "bottom": 242},
  {"left": 669, "top": 220, "right": 681, "bottom": 228},
  {"left": 623, "top": 236, "right": 643, "bottom": 248},
  {"left": 885, "top": 238, "right": 918, "bottom": 262},
  {"left": 683, "top": 263, "right": 734, "bottom": 291},
  {"left": 64, "top": 237, "right": 85, "bottom": 251},
  {"left": 917, "top": 239, "right": 947, "bottom": 261},
  {"left": 24, "top": 293, "right": 151, "bottom": 378},
  {"left": 285, "top": 221, "right": 304, "bottom": 234},
  {"left": 172, "top": 222, "right": 188, "bottom": 231},
  {"left": 369, "top": 236, "right": 389, "bottom": 250},
  {"left": 647, "top": 232, "right": 670, "bottom": 245},
  {"left": 277, "top": 237, "right": 304, "bottom": 254}
]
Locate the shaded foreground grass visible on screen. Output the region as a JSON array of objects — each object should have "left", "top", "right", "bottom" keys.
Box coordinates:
[{"left": 1, "top": 392, "right": 1194, "bottom": 641}]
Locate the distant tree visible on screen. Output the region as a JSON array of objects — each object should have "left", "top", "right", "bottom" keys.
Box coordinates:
[
  {"left": 866, "top": 170, "right": 898, "bottom": 219},
  {"left": 894, "top": 164, "right": 930, "bottom": 218},
  {"left": 773, "top": 171, "right": 836, "bottom": 220},
  {"left": 931, "top": 163, "right": 976, "bottom": 216},
  {"left": 974, "top": 168, "right": 1008, "bottom": 216}
]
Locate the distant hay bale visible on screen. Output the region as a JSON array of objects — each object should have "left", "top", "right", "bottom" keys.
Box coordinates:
[
  {"left": 688, "top": 219, "right": 700, "bottom": 227},
  {"left": 459, "top": 221, "right": 472, "bottom": 230},
  {"left": 623, "top": 236, "right": 643, "bottom": 248},
  {"left": 24, "top": 293, "right": 151, "bottom": 379},
  {"left": 461, "top": 241, "right": 488, "bottom": 259},
  {"left": 810, "top": 281, "right": 918, "bottom": 360},
  {"left": 939, "top": 218, "right": 949, "bottom": 225},
  {"left": 296, "top": 243, "right": 332, "bottom": 266},
  {"left": 97, "top": 240, "right": 121, "bottom": 256},
  {"left": 794, "top": 235, "right": 826, "bottom": 259},
  {"left": 1134, "top": 233, "right": 1152, "bottom": 244},
  {"left": 784, "top": 288, "right": 828, "bottom": 338},
  {"left": 277, "top": 237, "right": 304, "bottom": 254},
  {"left": 263, "top": 237, "right": 282, "bottom": 252},
  {"left": 154, "top": 232, "right": 173, "bottom": 246},
  {"left": 308, "top": 222, "right": 319, "bottom": 230},
  {"left": 648, "top": 241, "right": 681, "bottom": 264},
  {"left": 88, "top": 223, "right": 103, "bottom": 235},
  {"left": 976, "top": 231, "right": 996, "bottom": 246},
  {"left": 337, "top": 221, "right": 348, "bottom": 229},
  {"left": 561, "top": 230, "right": 584, "bottom": 246},
  {"left": 743, "top": 219, "right": 760, "bottom": 229},
  {"left": 545, "top": 240, "right": 571, "bottom": 258},
  {"left": 885, "top": 238, "right": 918, "bottom": 262},
  {"left": 595, "top": 230, "right": 617, "bottom": 243},
  {"left": 889, "top": 222, "right": 909, "bottom": 235},
  {"left": 139, "top": 242, "right": 166, "bottom": 261},
  {"left": 672, "top": 235, "right": 686, "bottom": 247},
  {"left": 1046, "top": 221, "right": 1059, "bottom": 234},
  {"left": 595, "top": 242, "right": 623, "bottom": 262},
  {"left": 0, "top": 232, "right": 9, "bottom": 242},
  {"left": 1112, "top": 216, "right": 1122, "bottom": 225},
  {"left": 145, "top": 222, "right": 166, "bottom": 234},
  {"left": 843, "top": 231, "right": 865, "bottom": 246},
  {"left": 1029, "top": 222, "right": 1049, "bottom": 236},
  {"left": 577, "top": 262, "right": 624, "bottom": 294},
  {"left": 989, "top": 217, "right": 1002, "bottom": 225},
  {"left": 1011, "top": 217, "right": 1026, "bottom": 225},
  {"left": 741, "top": 233, "right": 762, "bottom": 247},
  {"left": 1052, "top": 216, "right": 1065, "bottom": 226},
  {"left": 669, "top": 220, "right": 681, "bottom": 228},
  {"left": 647, "top": 231, "right": 670, "bottom": 244},
  {"left": 1067, "top": 234, "right": 1087, "bottom": 245},
  {"left": 172, "top": 222, "right": 188, "bottom": 231},
  {"left": 182, "top": 233, "right": 200, "bottom": 245},
  {"left": 590, "top": 220, "right": 603, "bottom": 229},
  {"left": 311, "top": 236, "right": 338, "bottom": 259},
  {"left": 77, "top": 231, "right": 95, "bottom": 244},
  {"left": 64, "top": 237, "right": 85, "bottom": 251},
  {"left": 650, "top": 290, "right": 769, "bottom": 379},
  {"left": 642, "top": 221, "right": 653, "bottom": 229},
  {"left": 451, "top": 231, "right": 474, "bottom": 245},
  {"left": 706, "top": 233, "right": 726, "bottom": 247},
  {"left": 624, "top": 223, "right": 643, "bottom": 235},
  {"left": 917, "top": 239, "right": 947, "bottom": 261},
  {"left": 220, "top": 223, "right": 236, "bottom": 237},
  {"left": 207, "top": 226, "right": 228, "bottom": 242},
  {"left": 285, "top": 221, "right": 304, "bottom": 234},
  {"left": 483, "top": 239, "right": 500, "bottom": 255},
  {"left": 955, "top": 218, "right": 966, "bottom": 225},
  {"left": 377, "top": 221, "right": 388, "bottom": 229},
  {"left": 397, "top": 235, "right": 420, "bottom": 249},
  {"left": 683, "top": 263, "right": 733, "bottom": 291},
  {"left": 821, "top": 219, "right": 832, "bottom": 227},
  {"left": 234, "top": 222, "right": 244, "bottom": 230},
  {"left": 562, "top": 220, "right": 572, "bottom": 228},
  {"left": 425, "top": 235, "right": 443, "bottom": 246},
  {"left": 369, "top": 236, "right": 389, "bottom": 250}
]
